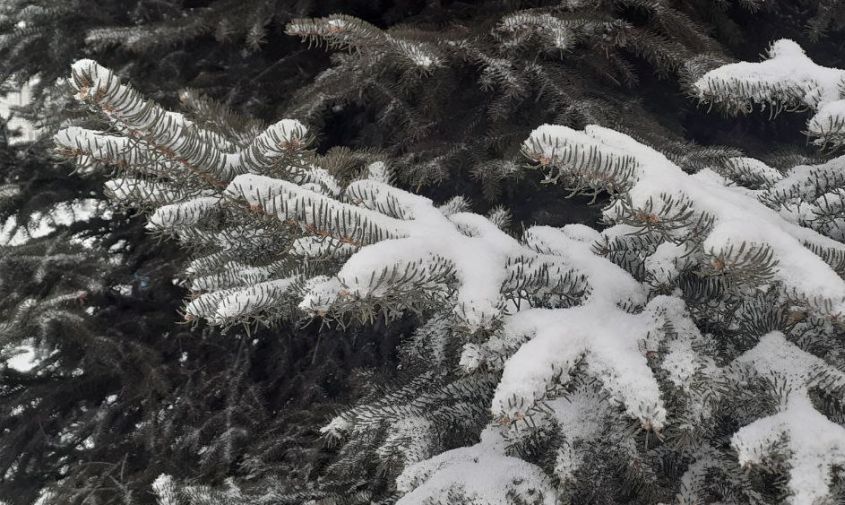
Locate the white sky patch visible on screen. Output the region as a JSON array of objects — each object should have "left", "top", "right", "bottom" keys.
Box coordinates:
[
  {"left": 0, "top": 79, "right": 39, "bottom": 143},
  {"left": 0, "top": 198, "right": 110, "bottom": 246}
]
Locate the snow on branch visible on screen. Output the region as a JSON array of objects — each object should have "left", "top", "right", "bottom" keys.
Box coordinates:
[
  {"left": 497, "top": 12, "right": 578, "bottom": 50},
  {"left": 56, "top": 59, "right": 308, "bottom": 187},
  {"left": 693, "top": 39, "right": 845, "bottom": 148},
  {"left": 762, "top": 154, "right": 845, "bottom": 243},
  {"left": 486, "top": 294, "right": 702, "bottom": 430},
  {"left": 261, "top": 185, "right": 706, "bottom": 450},
  {"left": 395, "top": 427, "right": 557, "bottom": 505},
  {"left": 286, "top": 15, "right": 443, "bottom": 70},
  {"left": 52, "top": 60, "right": 327, "bottom": 326},
  {"left": 520, "top": 122, "right": 845, "bottom": 503},
  {"left": 55, "top": 62, "right": 715, "bottom": 444},
  {"left": 454, "top": 224, "right": 693, "bottom": 429},
  {"left": 523, "top": 124, "right": 845, "bottom": 314},
  {"left": 732, "top": 332, "right": 845, "bottom": 505},
  {"left": 226, "top": 173, "right": 528, "bottom": 329}
]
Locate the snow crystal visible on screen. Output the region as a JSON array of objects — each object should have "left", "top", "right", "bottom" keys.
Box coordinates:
[
  {"left": 366, "top": 161, "right": 392, "bottom": 184},
  {"left": 377, "top": 416, "right": 435, "bottom": 466},
  {"left": 320, "top": 415, "right": 352, "bottom": 438},
  {"left": 547, "top": 389, "right": 609, "bottom": 482},
  {"left": 645, "top": 242, "right": 687, "bottom": 285}
]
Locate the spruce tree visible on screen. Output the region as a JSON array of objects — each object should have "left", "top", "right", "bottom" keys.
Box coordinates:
[
  {"left": 53, "top": 26, "right": 845, "bottom": 504},
  {"left": 5, "top": 1, "right": 845, "bottom": 505},
  {"left": 0, "top": 2, "right": 409, "bottom": 504}
]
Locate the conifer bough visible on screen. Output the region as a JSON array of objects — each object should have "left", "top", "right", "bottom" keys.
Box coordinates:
[
  {"left": 56, "top": 44, "right": 845, "bottom": 505},
  {"left": 694, "top": 39, "right": 845, "bottom": 149}
]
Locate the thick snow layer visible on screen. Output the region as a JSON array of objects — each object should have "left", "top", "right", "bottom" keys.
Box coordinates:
[
  {"left": 733, "top": 332, "right": 845, "bottom": 505},
  {"left": 226, "top": 160, "right": 706, "bottom": 435},
  {"left": 523, "top": 225, "right": 644, "bottom": 305},
  {"left": 228, "top": 173, "right": 526, "bottom": 329},
  {"left": 524, "top": 124, "right": 845, "bottom": 313},
  {"left": 474, "top": 225, "right": 689, "bottom": 427},
  {"left": 694, "top": 40, "right": 844, "bottom": 108},
  {"left": 693, "top": 40, "right": 845, "bottom": 146},
  {"left": 811, "top": 99, "right": 845, "bottom": 141},
  {"left": 231, "top": 158, "right": 711, "bottom": 432},
  {"left": 491, "top": 295, "right": 698, "bottom": 429},
  {"left": 395, "top": 428, "right": 557, "bottom": 505}
]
